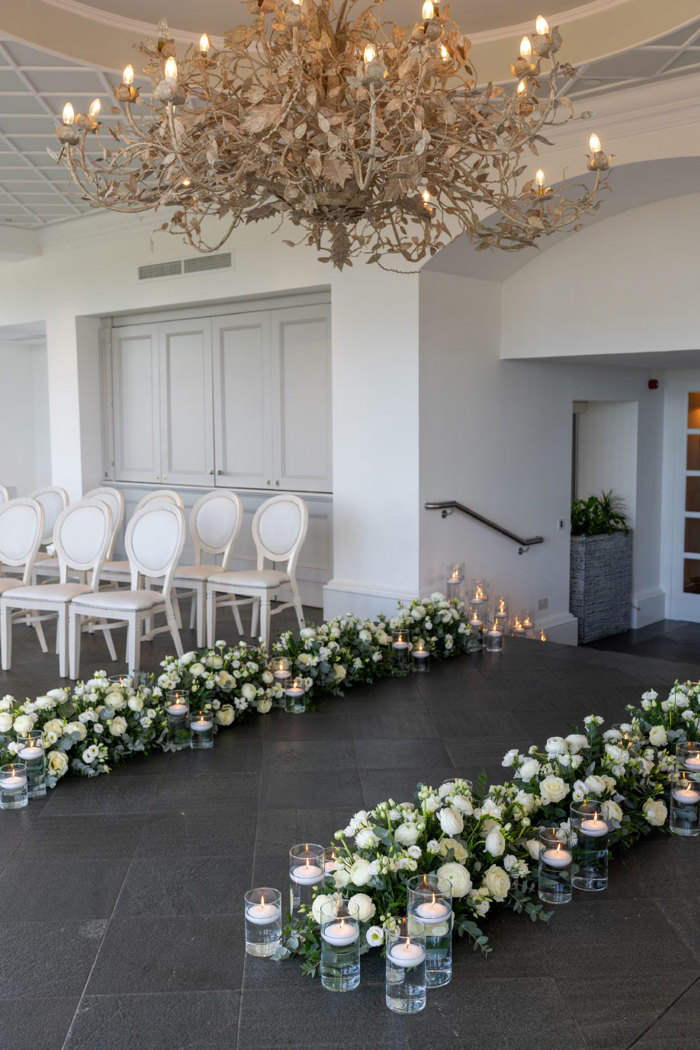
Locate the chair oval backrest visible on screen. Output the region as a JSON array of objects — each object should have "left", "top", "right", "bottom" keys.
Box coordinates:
[
  {"left": 190, "top": 491, "right": 243, "bottom": 568},
  {"left": 0, "top": 484, "right": 9, "bottom": 504},
  {"left": 126, "top": 503, "right": 185, "bottom": 591},
  {"left": 53, "top": 499, "right": 113, "bottom": 587},
  {"left": 134, "top": 489, "right": 184, "bottom": 513},
  {"left": 84, "top": 487, "right": 125, "bottom": 558},
  {"left": 30, "top": 486, "right": 69, "bottom": 545},
  {"left": 252, "top": 495, "right": 309, "bottom": 571},
  {"left": 0, "top": 498, "right": 44, "bottom": 580}
]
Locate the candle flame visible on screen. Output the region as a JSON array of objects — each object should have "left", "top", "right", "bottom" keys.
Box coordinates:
[
  {"left": 431, "top": 893, "right": 436, "bottom": 905},
  {"left": 556, "top": 841, "right": 561, "bottom": 854},
  {"left": 261, "top": 894, "right": 265, "bottom": 905}
]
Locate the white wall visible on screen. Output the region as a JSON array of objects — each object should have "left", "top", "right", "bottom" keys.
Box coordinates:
[
  {"left": 576, "top": 401, "right": 639, "bottom": 527},
  {"left": 0, "top": 340, "right": 50, "bottom": 495},
  {"left": 418, "top": 271, "right": 665, "bottom": 641}
]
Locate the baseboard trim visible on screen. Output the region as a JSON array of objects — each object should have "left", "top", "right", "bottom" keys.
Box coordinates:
[
  {"left": 537, "top": 612, "right": 579, "bottom": 646},
  {"left": 631, "top": 587, "right": 665, "bottom": 629},
  {"left": 323, "top": 579, "right": 419, "bottom": 621}
]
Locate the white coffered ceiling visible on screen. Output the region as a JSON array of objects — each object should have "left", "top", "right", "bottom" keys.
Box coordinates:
[{"left": 0, "top": 2, "right": 699, "bottom": 235}]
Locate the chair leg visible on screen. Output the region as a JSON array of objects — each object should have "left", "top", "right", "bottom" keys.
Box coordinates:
[
  {"left": 31, "top": 610, "right": 48, "bottom": 653},
  {"left": 69, "top": 608, "right": 81, "bottom": 680},
  {"left": 165, "top": 599, "right": 184, "bottom": 657},
  {"left": 127, "top": 612, "right": 140, "bottom": 674},
  {"left": 57, "top": 607, "right": 67, "bottom": 678},
  {"left": 100, "top": 622, "right": 118, "bottom": 662},
  {"left": 196, "top": 584, "right": 205, "bottom": 648},
  {"left": 231, "top": 600, "right": 244, "bottom": 637},
  {"left": 251, "top": 596, "right": 260, "bottom": 639},
  {"left": 172, "top": 594, "right": 183, "bottom": 630},
  {"left": 1, "top": 601, "right": 11, "bottom": 671},
  {"left": 290, "top": 580, "right": 305, "bottom": 631},
  {"left": 206, "top": 589, "right": 216, "bottom": 649},
  {"left": 260, "top": 594, "right": 271, "bottom": 652},
  {"left": 189, "top": 593, "right": 197, "bottom": 631}
]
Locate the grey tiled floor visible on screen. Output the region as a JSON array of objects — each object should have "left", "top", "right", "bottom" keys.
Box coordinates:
[{"left": 0, "top": 613, "right": 698, "bottom": 1049}]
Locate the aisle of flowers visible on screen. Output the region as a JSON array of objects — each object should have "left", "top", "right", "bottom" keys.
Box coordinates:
[{"left": 0, "top": 592, "right": 697, "bottom": 969}]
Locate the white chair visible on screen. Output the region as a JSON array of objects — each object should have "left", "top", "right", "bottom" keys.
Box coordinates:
[
  {"left": 100, "top": 488, "right": 184, "bottom": 584},
  {"left": 0, "top": 485, "right": 9, "bottom": 504},
  {"left": 69, "top": 501, "right": 186, "bottom": 677},
  {"left": 0, "top": 498, "right": 47, "bottom": 654},
  {"left": 84, "top": 487, "right": 125, "bottom": 559},
  {"left": 31, "top": 486, "right": 70, "bottom": 581},
  {"left": 206, "top": 494, "right": 308, "bottom": 651},
  {"left": 173, "top": 491, "right": 244, "bottom": 647},
  {"left": 1, "top": 499, "right": 115, "bottom": 678}
]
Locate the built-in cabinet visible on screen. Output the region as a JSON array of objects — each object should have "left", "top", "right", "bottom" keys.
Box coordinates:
[{"left": 107, "top": 299, "right": 331, "bottom": 493}]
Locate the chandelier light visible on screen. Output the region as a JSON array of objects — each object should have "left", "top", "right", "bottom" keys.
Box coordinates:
[{"left": 54, "top": 1, "right": 612, "bottom": 270}]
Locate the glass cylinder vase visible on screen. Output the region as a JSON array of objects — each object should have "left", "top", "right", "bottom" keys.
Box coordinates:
[
  {"left": 570, "top": 801, "right": 609, "bottom": 891},
  {"left": 391, "top": 630, "right": 410, "bottom": 668},
  {"left": 285, "top": 677, "right": 306, "bottom": 714},
  {"left": 538, "top": 826, "right": 573, "bottom": 904},
  {"left": 189, "top": 709, "right": 214, "bottom": 749},
  {"left": 485, "top": 622, "right": 504, "bottom": 653},
  {"left": 386, "top": 917, "right": 427, "bottom": 1014},
  {"left": 289, "top": 843, "right": 325, "bottom": 913},
  {"left": 319, "top": 897, "right": 361, "bottom": 992},
  {"left": 670, "top": 777, "right": 700, "bottom": 837},
  {"left": 244, "top": 887, "right": 282, "bottom": 957},
  {"left": 17, "top": 731, "right": 46, "bottom": 799},
  {"left": 165, "top": 690, "right": 190, "bottom": 751},
  {"left": 446, "top": 563, "right": 464, "bottom": 601},
  {"left": 676, "top": 741, "right": 700, "bottom": 782},
  {"left": 407, "top": 873, "right": 452, "bottom": 987},
  {"left": 411, "top": 641, "right": 430, "bottom": 673},
  {"left": 0, "top": 762, "right": 28, "bottom": 810}
]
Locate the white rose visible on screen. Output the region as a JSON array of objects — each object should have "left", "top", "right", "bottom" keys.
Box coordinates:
[
  {"left": 255, "top": 698, "right": 272, "bottom": 714},
  {"left": 65, "top": 721, "right": 87, "bottom": 741},
  {"left": 502, "top": 748, "right": 519, "bottom": 767},
  {"left": 440, "top": 838, "right": 468, "bottom": 863},
  {"left": 641, "top": 689, "right": 658, "bottom": 702},
  {"left": 46, "top": 750, "right": 68, "bottom": 777},
  {"left": 216, "top": 704, "right": 235, "bottom": 725},
  {"left": 109, "top": 716, "right": 127, "bottom": 737},
  {"left": 565, "top": 734, "right": 588, "bottom": 754},
  {"left": 436, "top": 861, "right": 472, "bottom": 898},
  {"left": 525, "top": 838, "right": 542, "bottom": 861},
  {"left": 241, "top": 683, "right": 257, "bottom": 702},
  {"left": 13, "top": 714, "right": 35, "bottom": 734},
  {"left": 189, "top": 662, "right": 205, "bottom": 677},
  {"left": 584, "top": 775, "right": 606, "bottom": 796},
  {"left": 539, "top": 775, "right": 569, "bottom": 805},
  {"left": 128, "top": 696, "right": 143, "bottom": 712},
  {"left": 438, "top": 807, "right": 464, "bottom": 836},
  {"left": 0, "top": 712, "right": 12, "bottom": 733},
  {"left": 518, "top": 758, "right": 540, "bottom": 781},
  {"left": 180, "top": 651, "right": 197, "bottom": 665},
  {"left": 649, "top": 725, "right": 667, "bottom": 747},
  {"left": 484, "top": 828, "right": 506, "bottom": 857},
  {"left": 106, "top": 692, "right": 127, "bottom": 711},
  {"left": 394, "top": 823, "right": 420, "bottom": 847},
  {"left": 643, "top": 799, "right": 667, "bottom": 827},
  {"left": 311, "top": 893, "right": 333, "bottom": 924},
  {"left": 348, "top": 893, "right": 376, "bottom": 922},
  {"left": 334, "top": 665, "right": 347, "bottom": 681},
  {"left": 483, "top": 864, "right": 511, "bottom": 901},
  {"left": 451, "top": 795, "right": 473, "bottom": 816},
  {"left": 333, "top": 868, "right": 351, "bottom": 889},
  {"left": 349, "top": 858, "right": 374, "bottom": 886},
  {"left": 545, "top": 736, "right": 568, "bottom": 756},
  {"left": 601, "top": 800, "right": 623, "bottom": 823},
  {"left": 355, "top": 827, "right": 380, "bottom": 849}
]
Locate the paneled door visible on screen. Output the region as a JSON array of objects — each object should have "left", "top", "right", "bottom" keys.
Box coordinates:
[
  {"left": 159, "top": 318, "right": 214, "bottom": 486},
  {"left": 111, "top": 324, "right": 161, "bottom": 484},
  {"left": 669, "top": 383, "right": 700, "bottom": 620}
]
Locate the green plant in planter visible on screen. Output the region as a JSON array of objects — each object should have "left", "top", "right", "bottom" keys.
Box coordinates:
[{"left": 571, "top": 490, "right": 629, "bottom": 537}]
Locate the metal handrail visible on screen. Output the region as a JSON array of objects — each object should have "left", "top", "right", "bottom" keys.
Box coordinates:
[{"left": 424, "top": 500, "right": 544, "bottom": 555}]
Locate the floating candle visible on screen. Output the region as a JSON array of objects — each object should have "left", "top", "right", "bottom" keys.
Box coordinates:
[
  {"left": 322, "top": 919, "right": 359, "bottom": 946},
  {"left": 541, "top": 845, "right": 572, "bottom": 869},
  {"left": 191, "top": 719, "right": 213, "bottom": 732},
  {"left": 166, "top": 703, "right": 188, "bottom": 716},
  {"left": 672, "top": 787, "right": 700, "bottom": 805},
  {"left": 389, "top": 938, "right": 426, "bottom": 967},
  {"left": 414, "top": 897, "right": 450, "bottom": 925},
  {"left": 580, "top": 814, "right": 608, "bottom": 837},
  {"left": 246, "top": 898, "right": 281, "bottom": 925},
  {"left": 683, "top": 754, "right": 700, "bottom": 772},
  {"left": 0, "top": 774, "right": 26, "bottom": 791},
  {"left": 18, "top": 745, "right": 43, "bottom": 761},
  {"left": 290, "top": 862, "right": 324, "bottom": 885}
]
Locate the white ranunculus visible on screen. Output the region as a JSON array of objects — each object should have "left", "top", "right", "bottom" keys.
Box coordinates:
[
  {"left": 518, "top": 758, "right": 540, "bottom": 781},
  {"left": 334, "top": 664, "right": 347, "bottom": 681},
  {"left": 484, "top": 828, "right": 506, "bottom": 857},
  {"left": 525, "top": 838, "right": 542, "bottom": 861},
  {"left": 584, "top": 775, "right": 606, "bottom": 796},
  {"left": 643, "top": 799, "right": 667, "bottom": 826},
  {"left": 106, "top": 692, "right": 127, "bottom": 711},
  {"left": 436, "top": 861, "right": 472, "bottom": 897},
  {"left": 13, "top": 714, "right": 35, "bottom": 734},
  {"left": 539, "top": 775, "right": 569, "bottom": 805},
  {"left": 349, "top": 893, "right": 376, "bottom": 922},
  {"left": 255, "top": 698, "right": 272, "bottom": 715},
  {"left": 601, "top": 800, "right": 623, "bottom": 823},
  {"left": 451, "top": 795, "right": 474, "bottom": 816},
  {"left": 189, "top": 662, "right": 205, "bottom": 677},
  {"left": 128, "top": 696, "right": 143, "bottom": 712},
  {"left": 565, "top": 734, "right": 588, "bottom": 754},
  {"left": 216, "top": 704, "right": 235, "bottom": 724},
  {"left": 350, "top": 826, "right": 375, "bottom": 849},
  {"left": 438, "top": 807, "right": 464, "bottom": 836},
  {"left": 180, "top": 651, "right": 196, "bottom": 664},
  {"left": 440, "top": 837, "right": 468, "bottom": 863},
  {"left": 311, "top": 893, "right": 333, "bottom": 924},
  {"left": 349, "top": 858, "right": 374, "bottom": 886},
  {"left": 46, "top": 750, "right": 68, "bottom": 777},
  {"left": 394, "top": 823, "right": 420, "bottom": 847},
  {"left": 545, "top": 736, "right": 568, "bottom": 756},
  {"left": 501, "top": 748, "right": 519, "bottom": 767},
  {"left": 649, "top": 725, "right": 668, "bottom": 747},
  {"left": 109, "top": 716, "right": 127, "bottom": 737},
  {"left": 333, "top": 868, "right": 350, "bottom": 888},
  {"left": 65, "top": 721, "right": 87, "bottom": 741},
  {"left": 366, "top": 925, "right": 384, "bottom": 947},
  {"left": 483, "top": 864, "right": 511, "bottom": 901},
  {"left": 0, "top": 712, "right": 12, "bottom": 733},
  {"left": 241, "top": 683, "right": 257, "bottom": 702}
]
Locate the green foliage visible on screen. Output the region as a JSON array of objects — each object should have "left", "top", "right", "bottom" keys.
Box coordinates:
[{"left": 571, "top": 490, "right": 629, "bottom": 537}]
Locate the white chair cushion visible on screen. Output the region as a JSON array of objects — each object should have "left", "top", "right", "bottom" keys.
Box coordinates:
[
  {"left": 2, "top": 582, "right": 92, "bottom": 601},
  {"left": 208, "top": 569, "right": 290, "bottom": 590},
  {"left": 174, "top": 564, "right": 221, "bottom": 581},
  {"left": 0, "top": 578, "right": 26, "bottom": 595},
  {"left": 71, "top": 589, "right": 164, "bottom": 612}
]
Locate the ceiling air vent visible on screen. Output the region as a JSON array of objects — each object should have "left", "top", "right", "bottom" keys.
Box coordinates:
[
  {"left": 183, "top": 252, "right": 232, "bottom": 274},
  {"left": 138, "top": 260, "right": 182, "bottom": 280}
]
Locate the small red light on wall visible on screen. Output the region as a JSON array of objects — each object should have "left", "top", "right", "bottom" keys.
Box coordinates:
[{"left": 648, "top": 379, "right": 659, "bottom": 390}]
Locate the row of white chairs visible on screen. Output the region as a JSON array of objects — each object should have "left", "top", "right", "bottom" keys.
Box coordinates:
[{"left": 0, "top": 487, "right": 308, "bottom": 676}]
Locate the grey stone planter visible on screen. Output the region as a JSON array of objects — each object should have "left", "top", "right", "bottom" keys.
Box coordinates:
[{"left": 570, "top": 531, "right": 632, "bottom": 644}]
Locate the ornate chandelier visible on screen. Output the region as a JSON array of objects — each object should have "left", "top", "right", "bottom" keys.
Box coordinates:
[{"left": 54, "top": 1, "right": 612, "bottom": 270}]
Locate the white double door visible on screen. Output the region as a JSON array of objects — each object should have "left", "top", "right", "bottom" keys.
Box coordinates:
[
  {"left": 110, "top": 303, "right": 331, "bottom": 492},
  {"left": 666, "top": 376, "right": 700, "bottom": 621}
]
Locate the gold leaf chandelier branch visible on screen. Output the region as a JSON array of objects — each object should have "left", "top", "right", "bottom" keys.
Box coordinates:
[{"left": 53, "top": 0, "right": 612, "bottom": 270}]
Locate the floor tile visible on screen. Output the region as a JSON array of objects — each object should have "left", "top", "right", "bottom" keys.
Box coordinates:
[
  {"left": 114, "top": 855, "right": 250, "bottom": 917},
  {"left": 0, "top": 858, "right": 130, "bottom": 920},
  {"left": 0, "top": 920, "right": 106, "bottom": 999},
  {"left": 0, "top": 997, "right": 79, "bottom": 1050}
]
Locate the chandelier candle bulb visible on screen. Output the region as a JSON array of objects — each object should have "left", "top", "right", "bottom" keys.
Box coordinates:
[
  {"left": 421, "top": 1, "right": 435, "bottom": 20},
  {"left": 535, "top": 15, "right": 550, "bottom": 36},
  {"left": 199, "top": 34, "right": 210, "bottom": 56},
  {"left": 363, "top": 44, "right": 376, "bottom": 65},
  {"left": 122, "top": 65, "right": 134, "bottom": 87},
  {"left": 520, "top": 36, "right": 532, "bottom": 59},
  {"left": 164, "top": 57, "right": 178, "bottom": 89},
  {"left": 62, "top": 102, "right": 74, "bottom": 125}
]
